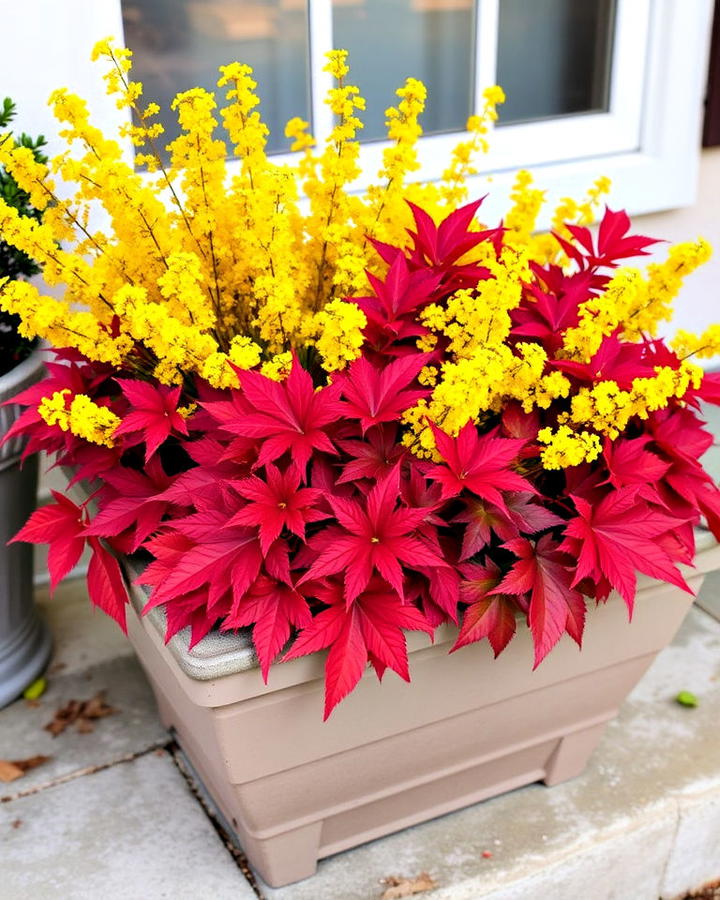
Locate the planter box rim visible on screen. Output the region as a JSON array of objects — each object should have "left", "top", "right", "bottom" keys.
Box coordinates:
[{"left": 126, "top": 528, "right": 720, "bottom": 684}]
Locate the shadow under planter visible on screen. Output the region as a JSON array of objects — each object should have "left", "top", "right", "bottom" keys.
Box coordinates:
[
  {"left": 124, "top": 532, "right": 720, "bottom": 888},
  {"left": 0, "top": 348, "right": 51, "bottom": 708}
]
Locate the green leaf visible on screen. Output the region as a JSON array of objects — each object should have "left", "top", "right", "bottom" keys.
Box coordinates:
[
  {"left": 675, "top": 690, "right": 698, "bottom": 708},
  {"left": 23, "top": 677, "right": 47, "bottom": 701}
]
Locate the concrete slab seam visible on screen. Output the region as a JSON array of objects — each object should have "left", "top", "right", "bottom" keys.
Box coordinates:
[
  {"left": 0, "top": 740, "right": 168, "bottom": 804},
  {"left": 169, "top": 743, "right": 267, "bottom": 900}
]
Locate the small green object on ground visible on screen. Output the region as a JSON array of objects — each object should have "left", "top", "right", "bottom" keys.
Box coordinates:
[
  {"left": 676, "top": 690, "right": 699, "bottom": 707},
  {"left": 23, "top": 677, "right": 47, "bottom": 701}
]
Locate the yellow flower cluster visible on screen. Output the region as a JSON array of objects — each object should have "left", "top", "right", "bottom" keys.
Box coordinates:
[
  {"left": 504, "top": 172, "right": 612, "bottom": 265},
  {"left": 402, "top": 342, "right": 574, "bottom": 460},
  {"left": 440, "top": 86, "right": 505, "bottom": 206},
  {"left": 0, "top": 279, "right": 132, "bottom": 365},
  {"left": 671, "top": 324, "right": 720, "bottom": 360},
  {"left": 555, "top": 361, "right": 704, "bottom": 441},
  {"left": 404, "top": 246, "right": 573, "bottom": 457},
  {"left": 0, "top": 40, "right": 714, "bottom": 474},
  {"left": 400, "top": 212, "right": 710, "bottom": 464},
  {"left": 37, "top": 390, "right": 121, "bottom": 447},
  {"left": 562, "top": 239, "right": 713, "bottom": 363},
  {"left": 625, "top": 240, "right": 712, "bottom": 338},
  {"left": 312, "top": 299, "right": 367, "bottom": 372},
  {"left": 537, "top": 426, "right": 602, "bottom": 470},
  {"left": 0, "top": 40, "right": 509, "bottom": 391},
  {"left": 504, "top": 170, "right": 545, "bottom": 246},
  {"left": 261, "top": 351, "right": 293, "bottom": 381}
]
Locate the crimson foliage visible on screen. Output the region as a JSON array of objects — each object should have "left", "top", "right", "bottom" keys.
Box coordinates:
[{"left": 8, "top": 203, "right": 720, "bottom": 717}]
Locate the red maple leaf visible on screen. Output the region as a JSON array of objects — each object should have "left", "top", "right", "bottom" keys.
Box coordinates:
[
  {"left": 227, "top": 463, "right": 327, "bottom": 553},
  {"left": 649, "top": 407, "right": 714, "bottom": 468},
  {"left": 552, "top": 331, "right": 659, "bottom": 391},
  {"left": 405, "top": 199, "right": 499, "bottom": 288},
  {"left": 140, "top": 504, "right": 263, "bottom": 614},
  {"left": 453, "top": 561, "right": 517, "bottom": 656},
  {"left": 602, "top": 436, "right": 669, "bottom": 489},
  {"left": 553, "top": 207, "right": 658, "bottom": 270},
  {"left": 354, "top": 253, "right": 442, "bottom": 346},
  {"left": 495, "top": 536, "right": 585, "bottom": 667},
  {"left": 339, "top": 353, "right": 431, "bottom": 432},
  {"left": 223, "top": 355, "right": 346, "bottom": 471},
  {"left": 284, "top": 577, "right": 433, "bottom": 718},
  {"left": 695, "top": 371, "right": 720, "bottom": 405},
  {"left": 453, "top": 492, "right": 562, "bottom": 561},
  {"left": 337, "top": 424, "right": 406, "bottom": 484},
  {"left": 426, "top": 422, "right": 534, "bottom": 505},
  {"left": 501, "top": 403, "right": 540, "bottom": 444},
  {"left": 298, "top": 468, "right": 447, "bottom": 604},
  {"left": 559, "top": 487, "right": 692, "bottom": 615},
  {"left": 223, "top": 575, "right": 312, "bottom": 681},
  {"left": 13, "top": 493, "right": 129, "bottom": 629},
  {"left": 412, "top": 560, "right": 461, "bottom": 624},
  {"left": 84, "top": 456, "right": 175, "bottom": 552},
  {"left": 86, "top": 537, "right": 129, "bottom": 632},
  {"left": 453, "top": 499, "right": 517, "bottom": 558},
  {"left": 163, "top": 589, "right": 229, "bottom": 648},
  {"left": 12, "top": 491, "right": 86, "bottom": 591},
  {"left": 114, "top": 379, "right": 189, "bottom": 462},
  {"left": 510, "top": 271, "right": 593, "bottom": 354}
]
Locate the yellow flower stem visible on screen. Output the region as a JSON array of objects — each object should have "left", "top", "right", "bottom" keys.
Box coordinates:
[
  {"left": 312, "top": 70, "right": 349, "bottom": 312},
  {"left": 313, "top": 184, "right": 339, "bottom": 312},
  {"left": 230, "top": 77, "right": 256, "bottom": 190},
  {"left": 679, "top": 345, "right": 711, "bottom": 361},
  {"left": 29, "top": 176, "right": 121, "bottom": 309},
  {"left": 192, "top": 133, "right": 223, "bottom": 328},
  {"left": 105, "top": 45, "right": 203, "bottom": 258}
]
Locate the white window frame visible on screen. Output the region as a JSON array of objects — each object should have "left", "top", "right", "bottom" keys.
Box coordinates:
[
  {"left": 1, "top": 0, "right": 714, "bottom": 227},
  {"left": 314, "top": 0, "right": 648, "bottom": 181}
]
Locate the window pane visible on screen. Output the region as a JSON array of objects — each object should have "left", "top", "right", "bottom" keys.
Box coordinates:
[
  {"left": 497, "top": 0, "right": 616, "bottom": 125},
  {"left": 332, "top": 0, "right": 475, "bottom": 142},
  {"left": 122, "top": 0, "right": 310, "bottom": 156}
]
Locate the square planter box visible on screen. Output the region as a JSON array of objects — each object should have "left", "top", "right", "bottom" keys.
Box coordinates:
[{"left": 124, "top": 532, "right": 720, "bottom": 888}]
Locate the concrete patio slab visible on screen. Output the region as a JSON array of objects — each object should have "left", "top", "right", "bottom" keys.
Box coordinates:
[
  {"left": 0, "top": 751, "right": 254, "bottom": 900},
  {"left": 254, "top": 607, "right": 720, "bottom": 900},
  {"left": 0, "top": 654, "right": 167, "bottom": 800},
  {"left": 36, "top": 578, "right": 133, "bottom": 677}
]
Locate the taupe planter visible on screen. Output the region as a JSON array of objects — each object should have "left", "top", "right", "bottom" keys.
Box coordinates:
[
  {"left": 0, "top": 346, "right": 51, "bottom": 708},
  {"left": 125, "top": 533, "right": 720, "bottom": 888}
]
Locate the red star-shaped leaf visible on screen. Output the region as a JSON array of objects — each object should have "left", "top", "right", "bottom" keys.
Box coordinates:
[
  {"left": 225, "top": 355, "right": 347, "bottom": 471},
  {"left": 227, "top": 463, "right": 327, "bottom": 553},
  {"left": 427, "top": 422, "right": 534, "bottom": 506},
  {"left": 298, "top": 468, "right": 447, "bottom": 604},
  {"left": 284, "top": 577, "right": 433, "bottom": 718},
  {"left": 114, "top": 379, "right": 189, "bottom": 462}
]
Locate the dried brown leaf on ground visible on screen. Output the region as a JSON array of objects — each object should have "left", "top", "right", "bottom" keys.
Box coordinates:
[
  {"left": 0, "top": 761, "right": 23, "bottom": 782},
  {"left": 0, "top": 755, "right": 52, "bottom": 783},
  {"left": 11, "top": 818, "right": 23, "bottom": 829},
  {"left": 684, "top": 879, "right": 720, "bottom": 899},
  {"left": 380, "top": 872, "right": 438, "bottom": 899},
  {"left": 44, "top": 691, "right": 117, "bottom": 737}
]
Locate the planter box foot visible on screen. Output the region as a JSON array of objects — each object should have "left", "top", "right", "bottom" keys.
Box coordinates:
[
  {"left": 245, "top": 822, "right": 322, "bottom": 888},
  {"left": 543, "top": 719, "right": 610, "bottom": 786}
]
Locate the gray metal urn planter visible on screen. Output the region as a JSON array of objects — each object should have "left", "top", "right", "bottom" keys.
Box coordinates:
[{"left": 0, "top": 346, "right": 51, "bottom": 707}]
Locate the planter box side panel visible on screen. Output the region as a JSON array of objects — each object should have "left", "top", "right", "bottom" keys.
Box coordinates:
[
  {"left": 129, "top": 572, "right": 698, "bottom": 784},
  {"left": 123, "top": 569, "right": 706, "bottom": 888}
]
